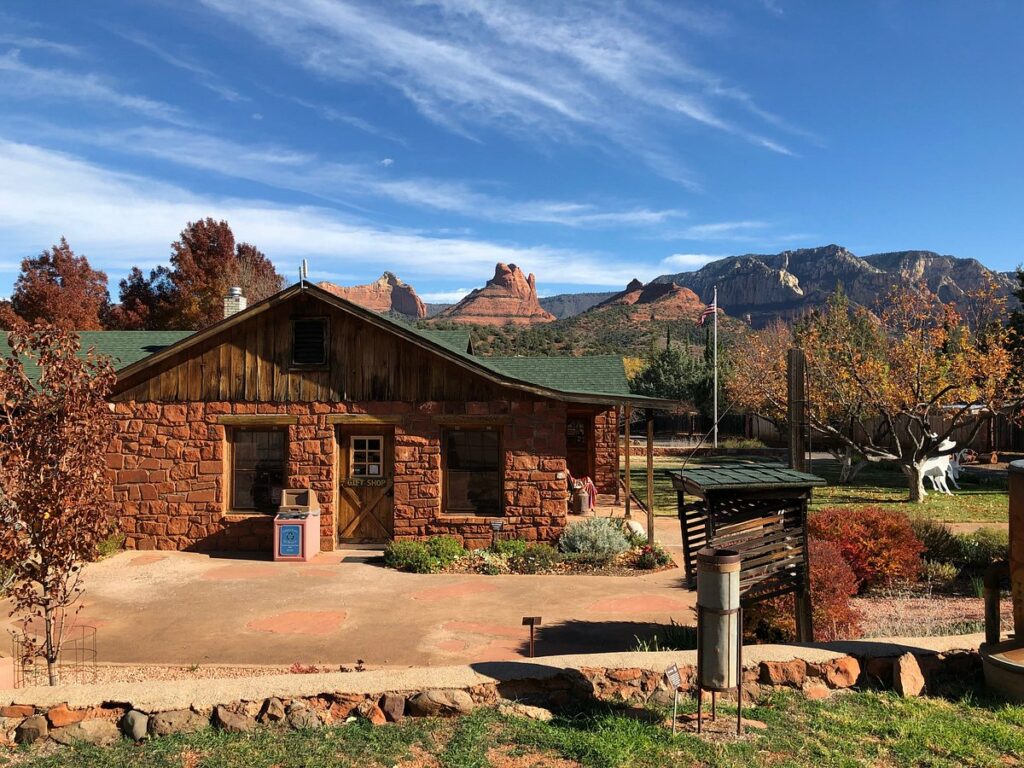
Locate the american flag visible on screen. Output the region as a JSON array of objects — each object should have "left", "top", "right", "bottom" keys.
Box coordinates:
[{"left": 696, "top": 303, "right": 716, "bottom": 327}]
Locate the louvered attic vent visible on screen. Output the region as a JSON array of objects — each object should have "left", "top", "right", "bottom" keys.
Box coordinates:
[{"left": 292, "top": 318, "right": 327, "bottom": 366}]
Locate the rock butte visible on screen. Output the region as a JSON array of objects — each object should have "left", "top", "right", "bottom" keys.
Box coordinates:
[
  {"left": 319, "top": 272, "right": 427, "bottom": 319},
  {"left": 438, "top": 263, "right": 556, "bottom": 326}
]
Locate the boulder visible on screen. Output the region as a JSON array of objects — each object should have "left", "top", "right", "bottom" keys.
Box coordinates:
[
  {"left": 120, "top": 710, "right": 149, "bottom": 741},
  {"left": 50, "top": 719, "right": 120, "bottom": 747},
  {"left": 820, "top": 657, "right": 860, "bottom": 688},
  {"left": 15, "top": 715, "right": 47, "bottom": 745},
  {"left": 356, "top": 699, "right": 387, "bottom": 726},
  {"left": 286, "top": 706, "right": 322, "bottom": 731},
  {"left": 407, "top": 689, "right": 476, "bottom": 717},
  {"left": 258, "top": 697, "right": 286, "bottom": 724},
  {"left": 624, "top": 520, "right": 647, "bottom": 541},
  {"left": 214, "top": 705, "right": 254, "bottom": 733},
  {"left": 148, "top": 709, "right": 209, "bottom": 737},
  {"left": 380, "top": 693, "right": 406, "bottom": 723},
  {"left": 0, "top": 705, "right": 34, "bottom": 719},
  {"left": 760, "top": 660, "right": 807, "bottom": 688},
  {"left": 497, "top": 701, "right": 553, "bottom": 722},
  {"left": 47, "top": 703, "right": 88, "bottom": 728},
  {"left": 893, "top": 653, "right": 926, "bottom": 697}
]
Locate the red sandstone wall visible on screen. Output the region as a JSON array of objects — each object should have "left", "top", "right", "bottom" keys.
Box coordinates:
[
  {"left": 108, "top": 400, "right": 568, "bottom": 553},
  {"left": 592, "top": 408, "right": 619, "bottom": 495}
]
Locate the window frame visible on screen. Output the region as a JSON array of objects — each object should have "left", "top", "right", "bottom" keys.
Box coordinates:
[
  {"left": 290, "top": 316, "right": 329, "bottom": 369},
  {"left": 441, "top": 426, "right": 504, "bottom": 517},
  {"left": 349, "top": 434, "right": 385, "bottom": 478},
  {"left": 227, "top": 427, "right": 289, "bottom": 515}
]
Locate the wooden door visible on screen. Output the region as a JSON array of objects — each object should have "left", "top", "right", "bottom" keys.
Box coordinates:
[
  {"left": 566, "top": 413, "right": 594, "bottom": 481},
  {"left": 337, "top": 429, "right": 395, "bottom": 543}
]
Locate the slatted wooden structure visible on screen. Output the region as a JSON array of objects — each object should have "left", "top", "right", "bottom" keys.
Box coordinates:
[{"left": 669, "top": 463, "right": 825, "bottom": 641}]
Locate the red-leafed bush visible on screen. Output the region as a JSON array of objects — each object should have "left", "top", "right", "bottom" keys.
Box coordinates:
[
  {"left": 746, "top": 538, "right": 862, "bottom": 642},
  {"left": 809, "top": 505, "right": 923, "bottom": 591}
]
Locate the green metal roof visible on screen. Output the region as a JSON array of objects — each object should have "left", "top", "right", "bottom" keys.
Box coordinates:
[
  {"left": 415, "top": 329, "right": 473, "bottom": 355},
  {"left": 668, "top": 464, "right": 826, "bottom": 492},
  {"left": 487, "top": 355, "right": 632, "bottom": 396},
  {"left": 0, "top": 330, "right": 193, "bottom": 382}
]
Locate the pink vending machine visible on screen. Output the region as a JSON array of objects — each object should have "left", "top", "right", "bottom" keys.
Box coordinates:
[{"left": 274, "top": 488, "right": 321, "bottom": 562}]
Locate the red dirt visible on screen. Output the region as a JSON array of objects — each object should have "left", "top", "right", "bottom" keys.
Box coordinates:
[
  {"left": 585, "top": 595, "right": 695, "bottom": 614},
  {"left": 409, "top": 582, "right": 500, "bottom": 602},
  {"left": 245, "top": 610, "right": 348, "bottom": 636}
]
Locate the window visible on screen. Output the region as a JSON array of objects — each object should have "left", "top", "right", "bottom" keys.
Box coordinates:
[
  {"left": 444, "top": 428, "right": 501, "bottom": 515},
  {"left": 292, "top": 318, "right": 327, "bottom": 366},
  {"left": 350, "top": 435, "right": 384, "bottom": 477},
  {"left": 231, "top": 429, "right": 287, "bottom": 513}
]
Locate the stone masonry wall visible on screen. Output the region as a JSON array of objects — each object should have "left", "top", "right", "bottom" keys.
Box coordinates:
[
  {"left": 108, "top": 400, "right": 568, "bottom": 553},
  {"left": 592, "top": 408, "right": 619, "bottom": 495}
]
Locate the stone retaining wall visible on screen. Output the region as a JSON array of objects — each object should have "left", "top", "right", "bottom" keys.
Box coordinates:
[{"left": 0, "top": 641, "right": 984, "bottom": 748}]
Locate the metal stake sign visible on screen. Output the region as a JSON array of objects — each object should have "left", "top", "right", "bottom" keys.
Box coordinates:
[
  {"left": 664, "top": 664, "right": 683, "bottom": 735},
  {"left": 522, "top": 617, "right": 542, "bottom": 657}
]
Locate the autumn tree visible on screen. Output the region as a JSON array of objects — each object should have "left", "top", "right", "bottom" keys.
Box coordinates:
[
  {"left": 0, "top": 327, "right": 116, "bottom": 685},
  {"left": 0, "top": 300, "right": 20, "bottom": 330},
  {"left": 105, "top": 266, "right": 175, "bottom": 330},
  {"left": 167, "top": 218, "right": 284, "bottom": 329},
  {"left": 729, "top": 285, "right": 1021, "bottom": 500},
  {"left": 10, "top": 238, "right": 109, "bottom": 329}
]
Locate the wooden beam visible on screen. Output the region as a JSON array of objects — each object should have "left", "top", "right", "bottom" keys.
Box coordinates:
[
  {"left": 646, "top": 408, "right": 655, "bottom": 543},
  {"left": 623, "top": 404, "right": 632, "bottom": 520},
  {"left": 216, "top": 414, "right": 299, "bottom": 426},
  {"left": 431, "top": 415, "right": 512, "bottom": 426},
  {"left": 326, "top": 414, "right": 404, "bottom": 425}
]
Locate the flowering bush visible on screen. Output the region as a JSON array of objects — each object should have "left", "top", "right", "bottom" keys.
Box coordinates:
[
  {"left": 746, "top": 538, "right": 862, "bottom": 642},
  {"left": 635, "top": 542, "right": 673, "bottom": 570},
  {"left": 558, "top": 517, "right": 630, "bottom": 564},
  {"left": 809, "top": 506, "right": 923, "bottom": 591}
]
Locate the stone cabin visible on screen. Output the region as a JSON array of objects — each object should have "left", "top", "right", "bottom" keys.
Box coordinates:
[{"left": 82, "top": 283, "right": 667, "bottom": 552}]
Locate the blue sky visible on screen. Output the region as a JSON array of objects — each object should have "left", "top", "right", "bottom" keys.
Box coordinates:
[{"left": 0, "top": 1, "right": 1021, "bottom": 303}]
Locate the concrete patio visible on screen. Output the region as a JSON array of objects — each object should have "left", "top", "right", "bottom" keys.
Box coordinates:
[{"left": 0, "top": 516, "right": 693, "bottom": 668}]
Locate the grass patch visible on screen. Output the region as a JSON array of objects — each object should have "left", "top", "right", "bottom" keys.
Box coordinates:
[
  {"left": 9, "top": 694, "right": 1024, "bottom": 768},
  {"left": 624, "top": 456, "right": 1008, "bottom": 525}
]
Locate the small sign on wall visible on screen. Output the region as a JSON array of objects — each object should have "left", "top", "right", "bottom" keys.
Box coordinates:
[{"left": 344, "top": 477, "right": 388, "bottom": 487}]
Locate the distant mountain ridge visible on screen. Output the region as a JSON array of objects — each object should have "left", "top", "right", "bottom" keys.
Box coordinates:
[{"left": 652, "top": 244, "right": 1014, "bottom": 326}]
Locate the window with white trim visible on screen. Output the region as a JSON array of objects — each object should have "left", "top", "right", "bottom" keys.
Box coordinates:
[{"left": 350, "top": 435, "right": 384, "bottom": 477}]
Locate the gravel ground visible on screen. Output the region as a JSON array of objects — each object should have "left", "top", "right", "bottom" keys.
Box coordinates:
[
  {"left": 75, "top": 662, "right": 372, "bottom": 685},
  {"left": 855, "top": 594, "right": 1012, "bottom": 638}
]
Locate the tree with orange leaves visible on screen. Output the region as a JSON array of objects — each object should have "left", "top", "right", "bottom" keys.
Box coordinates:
[
  {"left": 729, "top": 284, "right": 1021, "bottom": 501},
  {"left": 0, "top": 327, "right": 116, "bottom": 685},
  {"left": 10, "top": 238, "right": 110, "bottom": 329}
]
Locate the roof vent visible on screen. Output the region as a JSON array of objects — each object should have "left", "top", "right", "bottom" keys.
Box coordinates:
[{"left": 224, "top": 287, "right": 247, "bottom": 318}]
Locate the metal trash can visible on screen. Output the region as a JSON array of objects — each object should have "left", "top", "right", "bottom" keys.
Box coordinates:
[
  {"left": 695, "top": 547, "right": 743, "bottom": 734},
  {"left": 274, "top": 488, "right": 321, "bottom": 562}
]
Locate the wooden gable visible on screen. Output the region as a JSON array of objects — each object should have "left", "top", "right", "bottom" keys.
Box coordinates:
[{"left": 113, "top": 291, "right": 507, "bottom": 403}]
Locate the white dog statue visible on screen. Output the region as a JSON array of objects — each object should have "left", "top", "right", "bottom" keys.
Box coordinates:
[{"left": 920, "top": 439, "right": 959, "bottom": 496}]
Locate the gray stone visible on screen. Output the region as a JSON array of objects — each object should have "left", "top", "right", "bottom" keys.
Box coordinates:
[
  {"left": 15, "top": 715, "right": 47, "bottom": 745},
  {"left": 50, "top": 719, "right": 121, "bottom": 747},
  {"left": 287, "top": 707, "right": 322, "bottom": 731},
  {"left": 407, "top": 689, "right": 476, "bottom": 717},
  {"left": 380, "top": 693, "right": 406, "bottom": 723},
  {"left": 148, "top": 709, "right": 209, "bottom": 737},
  {"left": 258, "top": 697, "right": 286, "bottom": 724},
  {"left": 214, "top": 705, "right": 254, "bottom": 733},
  {"left": 497, "top": 701, "right": 554, "bottom": 722},
  {"left": 120, "top": 710, "right": 149, "bottom": 741}
]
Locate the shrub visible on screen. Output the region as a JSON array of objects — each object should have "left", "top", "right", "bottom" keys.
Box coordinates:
[
  {"left": 493, "top": 538, "right": 529, "bottom": 558},
  {"left": 426, "top": 536, "right": 466, "bottom": 567},
  {"left": 508, "top": 543, "right": 562, "bottom": 574},
  {"left": 911, "top": 518, "right": 962, "bottom": 564},
  {"left": 633, "top": 620, "right": 697, "bottom": 652},
  {"left": 956, "top": 527, "right": 1008, "bottom": 570},
  {"left": 97, "top": 532, "right": 126, "bottom": 560},
  {"left": 746, "top": 538, "right": 862, "bottom": 642},
  {"left": 383, "top": 540, "right": 437, "bottom": 573},
  {"left": 921, "top": 559, "right": 959, "bottom": 588},
  {"left": 474, "top": 549, "right": 509, "bottom": 576},
  {"left": 0, "top": 565, "right": 13, "bottom": 597},
  {"left": 558, "top": 517, "right": 629, "bottom": 564},
  {"left": 809, "top": 506, "right": 922, "bottom": 590},
  {"left": 635, "top": 542, "right": 673, "bottom": 570}
]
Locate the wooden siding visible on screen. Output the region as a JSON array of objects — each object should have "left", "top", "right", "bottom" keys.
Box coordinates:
[{"left": 114, "top": 294, "right": 508, "bottom": 403}]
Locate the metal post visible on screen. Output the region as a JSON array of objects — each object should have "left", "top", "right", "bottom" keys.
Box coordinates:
[
  {"left": 712, "top": 285, "right": 718, "bottom": 449},
  {"left": 646, "top": 409, "right": 655, "bottom": 542},
  {"left": 624, "top": 405, "right": 632, "bottom": 520}
]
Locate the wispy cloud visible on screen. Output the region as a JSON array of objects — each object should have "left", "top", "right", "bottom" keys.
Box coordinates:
[
  {"left": 197, "top": 0, "right": 804, "bottom": 183},
  {"left": 0, "top": 34, "right": 81, "bottom": 57},
  {"left": 420, "top": 289, "right": 470, "bottom": 303},
  {"left": 660, "top": 253, "right": 721, "bottom": 270},
  {"left": 0, "top": 50, "right": 189, "bottom": 126},
  {"left": 52, "top": 124, "right": 686, "bottom": 228},
  {"left": 0, "top": 139, "right": 655, "bottom": 288},
  {"left": 111, "top": 28, "right": 247, "bottom": 103}
]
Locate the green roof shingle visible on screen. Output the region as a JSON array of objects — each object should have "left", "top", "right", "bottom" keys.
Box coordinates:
[{"left": 669, "top": 464, "right": 826, "bottom": 492}]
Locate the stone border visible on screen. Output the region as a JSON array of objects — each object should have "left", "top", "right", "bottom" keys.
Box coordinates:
[{"left": 0, "top": 637, "right": 986, "bottom": 748}]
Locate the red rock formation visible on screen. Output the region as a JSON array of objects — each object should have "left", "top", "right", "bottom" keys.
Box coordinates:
[
  {"left": 319, "top": 273, "right": 427, "bottom": 318},
  {"left": 595, "top": 279, "right": 703, "bottom": 319},
  {"left": 438, "top": 263, "right": 556, "bottom": 326}
]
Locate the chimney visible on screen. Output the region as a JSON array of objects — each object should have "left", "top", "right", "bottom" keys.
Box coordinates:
[{"left": 223, "top": 286, "right": 247, "bottom": 318}]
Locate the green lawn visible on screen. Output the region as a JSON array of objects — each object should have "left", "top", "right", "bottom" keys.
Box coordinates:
[
  {"left": 623, "top": 456, "right": 1009, "bottom": 525},
  {"left": 7, "top": 693, "right": 1023, "bottom": 767}
]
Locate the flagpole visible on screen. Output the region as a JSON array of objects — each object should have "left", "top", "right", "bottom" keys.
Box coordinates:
[{"left": 713, "top": 285, "right": 718, "bottom": 448}]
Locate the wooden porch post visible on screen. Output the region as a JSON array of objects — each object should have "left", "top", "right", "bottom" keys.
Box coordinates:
[
  {"left": 624, "top": 405, "right": 632, "bottom": 520},
  {"left": 646, "top": 408, "right": 655, "bottom": 543},
  {"left": 614, "top": 405, "right": 622, "bottom": 505}
]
